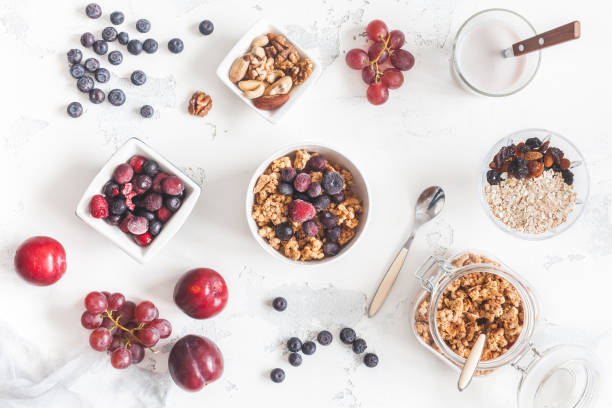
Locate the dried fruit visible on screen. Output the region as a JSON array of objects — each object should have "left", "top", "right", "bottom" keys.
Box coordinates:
[
  {"left": 560, "top": 157, "right": 571, "bottom": 170},
  {"left": 525, "top": 137, "right": 542, "bottom": 149},
  {"left": 229, "top": 55, "right": 250, "bottom": 83},
  {"left": 527, "top": 160, "right": 544, "bottom": 178},
  {"left": 524, "top": 151, "right": 543, "bottom": 161},
  {"left": 486, "top": 170, "right": 501, "bottom": 185},
  {"left": 514, "top": 142, "right": 526, "bottom": 157},
  {"left": 544, "top": 153, "right": 554, "bottom": 168},
  {"left": 548, "top": 147, "right": 564, "bottom": 165},
  {"left": 253, "top": 94, "right": 289, "bottom": 110},
  {"left": 562, "top": 169, "right": 574, "bottom": 185},
  {"left": 188, "top": 91, "right": 212, "bottom": 117},
  {"left": 509, "top": 158, "right": 529, "bottom": 179},
  {"left": 265, "top": 76, "right": 293, "bottom": 96},
  {"left": 537, "top": 140, "right": 550, "bottom": 153}
]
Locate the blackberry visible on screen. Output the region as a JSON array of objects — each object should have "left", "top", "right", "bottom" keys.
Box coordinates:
[
  {"left": 108, "top": 89, "right": 126, "bottom": 106},
  {"left": 102, "top": 27, "right": 118, "bottom": 42},
  {"left": 287, "top": 337, "right": 302, "bottom": 353},
  {"left": 67, "top": 49, "right": 82, "bottom": 64},
  {"left": 143, "top": 38, "right": 158, "bottom": 53},
  {"left": 167, "top": 38, "right": 184, "bottom": 53},
  {"left": 525, "top": 137, "right": 542, "bottom": 149},
  {"left": 136, "top": 19, "right": 151, "bottom": 33},
  {"left": 110, "top": 11, "right": 124, "bottom": 25},
  {"left": 317, "top": 330, "right": 333, "bottom": 346},
  {"left": 94, "top": 68, "right": 110, "bottom": 83},
  {"left": 92, "top": 40, "right": 108, "bottom": 55},
  {"left": 272, "top": 297, "right": 287, "bottom": 311},
  {"left": 270, "top": 368, "right": 285, "bottom": 383},
  {"left": 486, "top": 170, "right": 501, "bottom": 185},
  {"left": 199, "top": 20, "right": 214, "bottom": 35},
  {"left": 562, "top": 169, "right": 574, "bottom": 185},
  {"left": 340, "top": 328, "right": 356, "bottom": 344},
  {"left": 70, "top": 64, "right": 85, "bottom": 78},
  {"left": 108, "top": 50, "right": 123, "bottom": 65},
  {"left": 85, "top": 3, "right": 102, "bottom": 19},
  {"left": 77, "top": 76, "right": 94, "bottom": 93},
  {"left": 131, "top": 70, "right": 147, "bottom": 85},
  {"left": 352, "top": 338, "right": 367, "bottom": 354},
  {"left": 301, "top": 341, "right": 316, "bottom": 355},
  {"left": 288, "top": 352, "right": 302, "bottom": 367},
  {"left": 363, "top": 353, "right": 378, "bottom": 368},
  {"left": 127, "top": 39, "right": 143, "bottom": 55},
  {"left": 275, "top": 222, "right": 293, "bottom": 241},
  {"left": 81, "top": 32, "right": 95, "bottom": 47},
  {"left": 89, "top": 88, "right": 105, "bottom": 104},
  {"left": 140, "top": 105, "right": 154, "bottom": 118},
  {"left": 117, "top": 32, "right": 129, "bottom": 45},
  {"left": 84, "top": 58, "right": 99, "bottom": 72},
  {"left": 277, "top": 182, "right": 293, "bottom": 196},
  {"left": 67, "top": 102, "right": 83, "bottom": 118}
]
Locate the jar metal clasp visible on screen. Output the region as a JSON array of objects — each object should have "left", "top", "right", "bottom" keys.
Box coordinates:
[
  {"left": 511, "top": 343, "right": 542, "bottom": 373},
  {"left": 415, "top": 255, "right": 455, "bottom": 293}
]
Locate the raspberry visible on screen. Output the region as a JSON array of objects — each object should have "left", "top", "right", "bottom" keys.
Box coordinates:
[
  {"left": 289, "top": 199, "right": 316, "bottom": 223},
  {"left": 303, "top": 220, "right": 318, "bottom": 237},
  {"left": 90, "top": 194, "right": 109, "bottom": 218},
  {"left": 121, "top": 182, "right": 133, "bottom": 195},
  {"left": 129, "top": 156, "right": 146, "bottom": 173},
  {"left": 157, "top": 206, "right": 172, "bottom": 222},
  {"left": 124, "top": 191, "right": 138, "bottom": 211},
  {"left": 293, "top": 173, "right": 311, "bottom": 193},
  {"left": 133, "top": 232, "right": 152, "bottom": 246},
  {"left": 152, "top": 173, "right": 168, "bottom": 193}
]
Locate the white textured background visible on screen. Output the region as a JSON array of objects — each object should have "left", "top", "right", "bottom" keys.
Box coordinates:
[{"left": 1, "top": 0, "right": 611, "bottom": 407}]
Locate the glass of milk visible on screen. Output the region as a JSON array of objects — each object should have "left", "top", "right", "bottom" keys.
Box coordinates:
[{"left": 452, "top": 9, "right": 541, "bottom": 96}]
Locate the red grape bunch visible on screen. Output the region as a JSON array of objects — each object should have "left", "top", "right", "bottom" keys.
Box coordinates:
[
  {"left": 345, "top": 19, "right": 415, "bottom": 105},
  {"left": 81, "top": 291, "right": 172, "bottom": 369}
]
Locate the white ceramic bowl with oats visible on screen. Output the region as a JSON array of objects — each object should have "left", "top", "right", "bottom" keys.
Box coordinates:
[
  {"left": 216, "top": 19, "right": 322, "bottom": 124},
  {"left": 480, "top": 129, "right": 589, "bottom": 240},
  {"left": 76, "top": 138, "right": 201, "bottom": 263},
  {"left": 245, "top": 143, "right": 370, "bottom": 266}
]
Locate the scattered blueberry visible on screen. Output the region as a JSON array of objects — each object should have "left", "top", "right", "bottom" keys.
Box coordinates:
[
  {"left": 319, "top": 211, "right": 338, "bottom": 229},
  {"left": 323, "top": 242, "right": 340, "bottom": 256},
  {"left": 108, "top": 50, "right": 123, "bottom": 65},
  {"left": 277, "top": 182, "right": 293, "bottom": 196},
  {"left": 331, "top": 191, "right": 345, "bottom": 204},
  {"left": 317, "top": 331, "right": 333, "bottom": 346},
  {"left": 313, "top": 195, "right": 331, "bottom": 210},
  {"left": 270, "top": 368, "right": 285, "bottom": 383},
  {"left": 288, "top": 352, "right": 302, "bottom": 367},
  {"left": 108, "top": 89, "right": 126, "bottom": 106},
  {"left": 89, "top": 88, "right": 105, "bottom": 104},
  {"left": 148, "top": 219, "right": 163, "bottom": 236},
  {"left": 143, "top": 38, "right": 158, "bottom": 53},
  {"left": 325, "top": 226, "right": 341, "bottom": 242},
  {"left": 105, "top": 214, "right": 122, "bottom": 226},
  {"left": 109, "top": 197, "right": 127, "bottom": 215},
  {"left": 302, "top": 220, "right": 319, "bottom": 237},
  {"left": 322, "top": 171, "right": 344, "bottom": 195},
  {"left": 127, "top": 39, "right": 143, "bottom": 55},
  {"left": 199, "top": 20, "right": 214, "bottom": 35},
  {"left": 102, "top": 27, "right": 118, "bottom": 42},
  {"left": 131, "top": 70, "right": 147, "bottom": 85},
  {"left": 70, "top": 64, "right": 86, "bottom": 78},
  {"left": 272, "top": 297, "right": 287, "bottom": 311},
  {"left": 167, "top": 38, "right": 184, "bottom": 53},
  {"left": 92, "top": 40, "right": 108, "bottom": 55},
  {"left": 67, "top": 102, "right": 83, "bottom": 118},
  {"left": 117, "top": 31, "right": 129, "bottom": 45},
  {"left": 352, "top": 338, "right": 367, "bottom": 354},
  {"left": 110, "top": 11, "right": 124, "bottom": 25},
  {"left": 486, "top": 170, "right": 501, "bottom": 185},
  {"left": 307, "top": 155, "right": 326, "bottom": 171},
  {"left": 94, "top": 67, "right": 110, "bottom": 83},
  {"left": 287, "top": 337, "right": 302, "bottom": 353},
  {"left": 85, "top": 3, "right": 102, "bottom": 19},
  {"left": 302, "top": 341, "right": 316, "bottom": 355},
  {"left": 280, "top": 167, "right": 296, "bottom": 182},
  {"left": 275, "top": 222, "right": 293, "bottom": 241},
  {"left": 81, "top": 32, "right": 95, "bottom": 47},
  {"left": 77, "top": 76, "right": 94, "bottom": 92},
  {"left": 67, "top": 49, "right": 83, "bottom": 64},
  {"left": 140, "top": 105, "right": 154, "bottom": 118},
  {"left": 164, "top": 196, "right": 181, "bottom": 212},
  {"left": 136, "top": 19, "right": 151, "bottom": 33},
  {"left": 363, "top": 353, "right": 378, "bottom": 367},
  {"left": 307, "top": 181, "right": 322, "bottom": 198},
  {"left": 340, "top": 328, "right": 356, "bottom": 344},
  {"left": 84, "top": 58, "right": 99, "bottom": 72},
  {"left": 143, "top": 160, "right": 160, "bottom": 176}
]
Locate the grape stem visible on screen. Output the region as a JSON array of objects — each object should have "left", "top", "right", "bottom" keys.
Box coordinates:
[
  {"left": 368, "top": 34, "right": 392, "bottom": 83},
  {"left": 102, "top": 310, "right": 156, "bottom": 353}
]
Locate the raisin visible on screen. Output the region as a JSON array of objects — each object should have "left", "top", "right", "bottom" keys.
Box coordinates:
[
  {"left": 519, "top": 144, "right": 530, "bottom": 154},
  {"left": 527, "top": 160, "right": 544, "bottom": 178},
  {"left": 514, "top": 142, "right": 525, "bottom": 157},
  {"left": 524, "top": 151, "right": 543, "bottom": 161},
  {"left": 543, "top": 153, "right": 554, "bottom": 168},
  {"left": 525, "top": 137, "right": 542, "bottom": 149},
  {"left": 560, "top": 157, "right": 571, "bottom": 170},
  {"left": 509, "top": 158, "right": 529, "bottom": 179},
  {"left": 548, "top": 147, "right": 564, "bottom": 164},
  {"left": 562, "top": 169, "right": 574, "bottom": 185},
  {"left": 493, "top": 152, "right": 504, "bottom": 170},
  {"left": 486, "top": 170, "right": 501, "bottom": 185},
  {"left": 501, "top": 144, "right": 515, "bottom": 161},
  {"left": 537, "top": 141, "right": 550, "bottom": 153}
]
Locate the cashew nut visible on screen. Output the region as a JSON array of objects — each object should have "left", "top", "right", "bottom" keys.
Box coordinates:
[
  {"left": 252, "top": 46, "right": 265, "bottom": 59},
  {"left": 228, "top": 55, "right": 250, "bottom": 83},
  {"left": 250, "top": 34, "right": 269, "bottom": 49},
  {"left": 265, "top": 76, "right": 293, "bottom": 96},
  {"left": 239, "top": 80, "right": 265, "bottom": 99}
]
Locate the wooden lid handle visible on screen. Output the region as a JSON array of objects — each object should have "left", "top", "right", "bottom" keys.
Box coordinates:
[{"left": 512, "top": 21, "right": 581, "bottom": 57}]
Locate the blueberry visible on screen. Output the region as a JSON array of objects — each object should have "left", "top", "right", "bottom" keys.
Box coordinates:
[
  {"left": 363, "top": 353, "right": 378, "bottom": 367},
  {"left": 302, "top": 341, "right": 316, "bottom": 355},
  {"left": 275, "top": 222, "right": 293, "bottom": 241},
  {"left": 270, "top": 368, "right": 285, "bottom": 383},
  {"left": 103, "top": 181, "right": 119, "bottom": 196},
  {"left": 81, "top": 32, "right": 95, "bottom": 47},
  {"left": 95, "top": 67, "right": 110, "bottom": 83},
  {"left": 67, "top": 49, "right": 82, "bottom": 64},
  {"left": 102, "top": 27, "right": 118, "bottom": 42},
  {"left": 280, "top": 167, "right": 296, "bottom": 182},
  {"left": 140, "top": 105, "right": 154, "bottom": 118},
  {"left": 110, "top": 11, "right": 124, "bottom": 25},
  {"left": 317, "top": 330, "right": 333, "bottom": 346},
  {"left": 352, "top": 338, "right": 367, "bottom": 354},
  {"left": 93, "top": 40, "right": 108, "bottom": 55},
  {"left": 272, "top": 297, "right": 287, "bottom": 311},
  {"left": 117, "top": 31, "right": 129, "bottom": 45},
  {"left": 340, "top": 328, "right": 356, "bottom": 344},
  {"left": 164, "top": 196, "right": 182, "bottom": 212},
  {"left": 148, "top": 219, "right": 163, "bottom": 236},
  {"left": 131, "top": 70, "right": 147, "bottom": 85},
  {"left": 199, "top": 20, "right": 214, "bottom": 35},
  {"left": 486, "top": 170, "right": 501, "bottom": 185},
  {"left": 77, "top": 76, "right": 95, "bottom": 93},
  {"left": 108, "top": 50, "right": 123, "bottom": 65},
  {"left": 288, "top": 352, "right": 302, "bottom": 367},
  {"left": 127, "top": 39, "right": 143, "bottom": 55},
  {"left": 277, "top": 182, "right": 293, "bottom": 196},
  {"left": 89, "top": 88, "right": 105, "bottom": 104},
  {"left": 325, "top": 226, "right": 341, "bottom": 242},
  {"left": 323, "top": 242, "right": 340, "bottom": 256},
  {"left": 66, "top": 102, "right": 83, "bottom": 118},
  {"left": 307, "top": 181, "right": 322, "bottom": 198},
  {"left": 322, "top": 171, "right": 344, "bottom": 195},
  {"left": 331, "top": 191, "right": 345, "bottom": 204},
  {"left": 105, "top": 214, "right": 122, "bottom": 226},
  {"left": 287, "top": 337, "right": 302, "bottom": 353},
  {"left": 319, "top": 211, "right": 338, "bottom": 229},
  {"left": 142, "top": 160, "right": 159, "bottom": 176},
  {"left": 84, "top": 58, "right": 99, "bottom": 72},
  {"left": 108, "top": 89, "right": 126, "bottom": 106},
  {"left": 134, "top": 174, "right": 152, "bottom": 191},
  {"left": 302, "top": 220, "right": 319, "bottom": 237},
  {"left": 70, "top": 64, "right": 85, "bottom": 78},
  {"left": 134, "top": 208, "right": 155, "bottom": 221},
  {"left": 307, "top": 155, "right": 326, "bottom": 171},
  {"left": 313, "top": 195, "right": 331, "bottom": 210},
  {"left": 143, "top": 38, "right": 158, "bottom": 53},
  {"left": 85, "top": 3, "right": 102, "bottom": 19},
  {"left": 136, "top": 19, "right": 151, "bottom": 33},
  {"left": 167, "top": 38, "right": 184, "bottom": 53},
  {"left": 109, "top": 197, "right": 127, "bottom": 215}
]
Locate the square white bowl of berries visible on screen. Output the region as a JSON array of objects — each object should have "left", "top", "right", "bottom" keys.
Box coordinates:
[
  {"left": 76, "top": 138, "right": 202, "bottom": 264},
  {"left": 216, "top": 19, "right": 322, "bottom": 124}
]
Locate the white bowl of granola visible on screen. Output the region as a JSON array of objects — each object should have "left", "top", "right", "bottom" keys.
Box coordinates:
[{"left": 246, "top": 144, "right": 370, "bottom": 266}]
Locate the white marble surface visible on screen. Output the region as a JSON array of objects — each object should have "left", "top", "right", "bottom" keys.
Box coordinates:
[{"left": 1, "top": 0, "right": 611, "bottom": 407}]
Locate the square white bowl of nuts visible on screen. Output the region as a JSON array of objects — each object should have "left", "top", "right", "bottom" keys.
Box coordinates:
[{"left": 216, "top": 19, "right": 322, "bottom": 124}]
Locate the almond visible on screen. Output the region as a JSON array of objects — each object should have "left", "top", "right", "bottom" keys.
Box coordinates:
[
  {"left": 524, "top": 151, "right": 543, "bottom": 160},
  {"left": 229, "top": 55, "right": 250, "bottom": 83},
  {"left": 253, "top": 94, "right": 289, "bottom": 110}
]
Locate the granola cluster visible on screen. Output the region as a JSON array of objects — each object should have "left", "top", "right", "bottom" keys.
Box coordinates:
[
  {"left": 251, "top": 150, "right": 363, "bottom": 261},
  {"left": 415, "top": 253, "right": 524, "bottom": 361}
]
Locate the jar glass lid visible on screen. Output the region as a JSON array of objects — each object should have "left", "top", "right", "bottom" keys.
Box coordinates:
[{"left": 516, "top": 345, "right": 600, "bottom": 408}]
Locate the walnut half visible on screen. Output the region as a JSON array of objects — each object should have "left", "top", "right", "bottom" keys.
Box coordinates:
[{"left": 188, "top": 91, "right": 212, "bottom": 117}]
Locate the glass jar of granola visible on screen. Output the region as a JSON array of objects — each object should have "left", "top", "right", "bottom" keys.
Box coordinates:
[{"left": 411, "top": 251, "right": 600, "bottom": 408}]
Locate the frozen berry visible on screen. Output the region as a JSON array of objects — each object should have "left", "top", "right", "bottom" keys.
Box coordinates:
[
  {"left": 110, "top": 11, "right": 124, "bottom": 25},
  {"left": 302, "top": 220, "right": 318, "bottom": 237},
  {"left": 92, "top": 40, "right": 108, "bottom": 55},
  {"left": 323, "top": 242, "right": 340, "bottom": 256},
  {"left": 117, "top": 31, "right": 129, "bottom": 45},
  {"left": 124, "top": 191, "right": 137, "bottom": 211},
  {"left": 293, "top": 192, "right": 311, "bottom": 202},
  {"left": 289, "top": 200, "right": 316, "bottom": 223},
  {"left": 161, "top": 176, "right": 184, "bottom": 196},
  {"left": 331, "top": 191, "right": 345, "bottom": 204},
  {"left": 148, "top": 219, "right": 162, "bottom": 236},
  {"left": 84, "top": 58, "right": 99, "bottom": 72},
  {"left": 89, "top": 88, "right": 105, "bottom": 104},
  {"left": 168, "top": 38, "right": 184, "bottom": 53},
  {"left": 293, "top": 173, "right": 311, "bottom": 192},
  {"left": 486, "top": 170, "right": 501, "bottom": 185},
  {"left": 103, "top": 180, "right": 120, "bottom": 196},
  {"left": 275, "top": 223, "right": 293, "bottom": 241},
  {"left": 113, "top": 164, "right": 134, "bottom": 184},
  {"left": 270, "top": 368, "right": 285, "bottom": 383},
  {"left": 90, "top": 194, "right": 109, "bottom": 218},
  {"left": 95, "top": 67, "right": 110, "bottom": 83},
  {"left": 280, "top": 167, "right": 296, "bottom": 182},
  {"left": 157, "top": 207, "right": 172, "bottom": 222},
  {"left": 108, "top": 50, "right": 123, "bottom": 65},
  {"left": 319, "top": 211, "right": 338, "bottom": 229},
  {"left": 317, "top": 330, "right": 333, "bottom": 346},
  {"left": 85, "top": 3, "right": 102, "bottom": 19},
  {"left": 340, "top": 328, "right": 356, "bottom": 344},
  {"left": 134, "top": 174, "right": 152, "bottom": 192},
  {"left": 102, "top": 27, "right": 118, "bottom": 42},
  {"left": 120, "top": 182, "right": 133, "bottom": 196},
  {"left": 81, "top": 32, "right": 95, "bottom": 47},
  {"left": 325, "top": 226, "right": 341, "bottom": 242},
  {"left": 143, "top": 160, "right": 159, "bottom": 176},
  {"left": 127, "top": 39, "right": 143, "bottom": 55},
  {"left": 322, "top": 171, "right": 344, "bottom": 195},
  {"left": 131, "top": 70, "right": 147, "bottom": 86},
  {"left": 287, "top": 337, "right": 302, "bottom": 352},
  {"left": 313, "top": 195, "right": 331, "bottom": 210},
  {"left": 272, "top": 297, "right": 287, "bottom": 311},
  {"left": 140, "top": 105, "right": 154, "bottom": 118},
  {"left": 199, "top": 20, "right": 214, "bottom": 35},
  {"left": 134, "top": 208, "right": 155, "bottom": 221},
  {"left": 164, "top": 196, "right": 181, "bottom": 212},
  {"left": 352, "top": 338, "right": 367, "bottom": 354},
  {"left": 127, "top": 216, "right": 149, "bottom": 235},
  {"left": 307, "top": 155, "right": 326, "bottom": 171},
  {"left": 562, "top": 169, "right": 574, "bottom": 185},
  {"left": 119, "top": 213, "right": 134, "bottom": 233},
  {"left": 288, "top": 352, "right": 302, "bottom": 367},
  {"left": 364, "top": 353, "right": 378, "bottom": 367},
  {"left": 129, "top": 156, "right": 146, "bottom": 173},
  {"left": 143, "top": 38, "right": 158, "bottom": 53},
  {"left": 133, "top": 232, "right": 153, "bottom": 246},
  {"left": 302, "top": 341, "right": 316, "bottom": 355},
  {"left": 152, "top": 173, "right": 167, "bottom": 192},
  {"left": 67, "top": 102, "right": 83, "bottom": 118},
  {"left": 136, "top": 19, "right": 151, "bottom": 33},
  {"left": 307, "top": 182, "right": 322, "bottom": 198},
  {"left": 278, "top": 182, "right": 293, "bottom": 196},
  {"left": 142, "top": 193, "right": 163, "bottom": 211},
  {"left": 105, "top": 214, "right": 122, "bottom": 226},
  {"left": 108, "top": 89, "right": 126, "bottom": 106},
  {"left": 109, "top": 197, "right": 127, "bottom": 215},
  {"left": 70, "top": 63, "right": 85, "bottom": 78},
  {"left": 77, "top": 76, "right": 94, "bottom": 92}
]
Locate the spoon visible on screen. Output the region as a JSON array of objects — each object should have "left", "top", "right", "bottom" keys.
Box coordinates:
[
  {"left": 368, "top": 186, "right": 445, "bottom": 317},
  {"left": 502, "top": 21, "right": 580, "bottom": 58},
  {"left": 458, "top": 318, "right": 492, "bottom": 391}
]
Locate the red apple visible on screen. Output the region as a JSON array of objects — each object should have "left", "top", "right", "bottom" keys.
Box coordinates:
[
  {"left": 168, "top": 335, "right": 223, "bottom": 391},
  {"left": 174, "top": 268, "right": 228, "bottom": 319},
  {"left": 14, "top": 236, "right": 67, "bottom": 286}
]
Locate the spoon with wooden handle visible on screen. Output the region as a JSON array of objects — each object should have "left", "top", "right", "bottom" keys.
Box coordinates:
[
  {"left": 458, "top": 318, "right": 492, "bottom": 391},
  {"left": 502, "top": 21, "right": 580, "bottom": 58}
]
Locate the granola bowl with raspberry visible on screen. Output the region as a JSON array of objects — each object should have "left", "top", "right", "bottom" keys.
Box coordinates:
[{"left": 246, "top": 144, "right": 370, "bottom": 265}]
